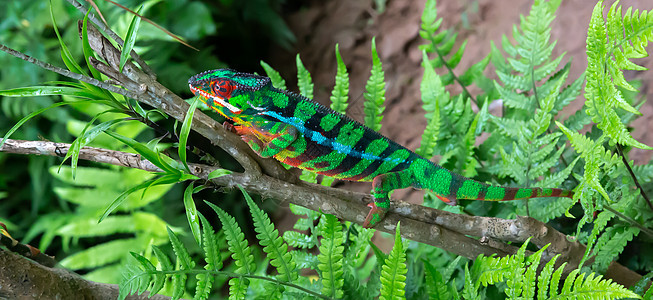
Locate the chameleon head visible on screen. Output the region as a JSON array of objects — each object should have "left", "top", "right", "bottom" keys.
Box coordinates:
[{"left": 188, "top": 69, "right": 271, "bottom": 116}]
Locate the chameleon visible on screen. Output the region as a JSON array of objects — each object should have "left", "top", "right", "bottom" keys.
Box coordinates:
[{"left": 189, "top": 69, "right": 574, "bottom": 228}]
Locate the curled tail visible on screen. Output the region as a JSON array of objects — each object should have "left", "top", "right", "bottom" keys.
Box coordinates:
[{"left": 412, "top": 158, "right": 573, "bottom": 206}]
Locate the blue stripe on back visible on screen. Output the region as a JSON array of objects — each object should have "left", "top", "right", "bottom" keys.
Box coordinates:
[{"left": 262, "top": 111, "right": 402, "bottom": 164}]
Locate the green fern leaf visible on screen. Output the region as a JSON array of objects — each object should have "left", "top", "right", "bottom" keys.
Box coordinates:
[
  {"left": 555, "top": 269, "right": 640, "bottom": 299},
  {"left": 379, "top": 222, "right": 407, "bottom": 300},
  {"left": 458, "top": 55, "right": 490, "bottom": 87},
  {"left": 417, "top": 50, "right": 445, "bottom": 158},
  {"left": 423, "top": 260, "right": 451, "bottom": 299},
  {"left": 193, "top": 213, "right": 222, "bottom": 300},
  {"left": 593, "top": 225, "right": 639, "bottom": 273},
  {"left": 580, "top": 210, "right": 615, "bottom": 267},
  {"left": 290, "top": 250, "right": 319, "bottom": 270},
  {"left": 585, "top": 1, "right": 653, "bottom": 150},
  {"left": 344, "top": 225, "right": 375, "bottom": 270},
  {"left": 461, "top": 263, "right": 480, "bottom": 300},
  {"left": 205, "top": 201, "right": 255, "bottom": 299},
  {"left": 556, "top": 121, "right": 611, "bottom": 202},
  {"left": 296, "top": 54, "right": 314, "bottom": 99},
  {"left": 129, "top": 253, "right": 157, "bottom": 294},
  {"left": 522, "top": 245, "right": 549, "bottom": 299},
  {"left": 317, "top": 214, "right": 344, "bottom": 298},
  {"left": 166, "top": 227, "right": 194, "bottom": 300},
  {"left": 241, "top": 186, "right": 298, "bottom": 282},
  {"left": 536, "top": 254, "right": 559, "bottom": 299},
  {"left": 260, "top": 61, "right": 287, "bottom": 90},
  {"left": 330, "top": 44, "right": 350, "bottom": 114},
  {"left": 283, "top": 231, "right": 317, "bottom": 249},
  {"left": 364, "top": 37, "right": 387, "bottom": 132},
  {"left": 118, "top": 258, "right": 151, "bottom": 300}
]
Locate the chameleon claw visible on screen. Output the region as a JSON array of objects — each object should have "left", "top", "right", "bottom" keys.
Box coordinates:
[
  {"left": 223, "top": 121, "right": 237, "bottom": 133},
  {"left": 435, "top": 194, "right": 457, "bottom": 206},
  {"left": 363, "top": 203, "right": 388, "bottom": 228}
]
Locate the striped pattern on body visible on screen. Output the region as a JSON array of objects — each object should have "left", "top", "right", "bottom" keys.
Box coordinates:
[
  {"left": 254, "top": 86, "right": 573, "bottom": 203},
  {"left": 188, "top": 69, "right": 574, "bottom": 227}
]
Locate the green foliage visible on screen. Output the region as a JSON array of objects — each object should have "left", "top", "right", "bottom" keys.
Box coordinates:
[
  {"left": 584, "top": 1, "right": 653, "bottom": 150},
  {"left": 419, "top": 0, "right": 492, "bottom": 103},
  {"left": 490, "top": 0, "right": 581, "bottom": 220},
  {"left": 317, "top": 214, "right": 345, "bottom": 298},
  {"left": 34, "top": 166, "right": 174, "bottom": 283},
  {"left": 260, "top": 61, "right": 287, "bottom": 90},
  {"left": 330, "top": 44, "right": 350, "bottom": 115},
  {"left": 417, "top": 0, "right": 491, "bottom": 177},
  {"left": 416, "top": 50, "right": 445, "bottom": 159},
  {"left": 379, "top": 222, "right": 408, "bottom": 300},
  {"left": 296, "top": 54, "right": 314, "bottom": 100},
  {"left": 470, "top": 240, "right": 640, "bottom": 299},
  {"left": 4, "top": 0, "right": 653, "bottom": 299},
  {"left": 206, "top": 200, "right": 255, "bottom": 299},
  {"left": 363, "top": 37, "right": 387, "bottom": 132},
  {"left": 243, "top": 186, "right": 298, "bottom": 283},
  {"left": 119, "top": 5, "right": 142, "bottom": 72}
]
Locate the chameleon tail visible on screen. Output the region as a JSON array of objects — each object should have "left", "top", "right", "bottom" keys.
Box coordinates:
[{"left": 412, "top": 157, "right": 574, "bottom": 205}]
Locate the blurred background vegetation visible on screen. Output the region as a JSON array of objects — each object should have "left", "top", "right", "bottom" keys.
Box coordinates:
[{"left": 0, "top": 0, "right": 294, "bottom": 284}]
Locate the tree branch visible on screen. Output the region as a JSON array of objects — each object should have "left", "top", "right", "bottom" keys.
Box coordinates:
[
  {"left": 0, "top": 1, "right": 643, "bottom": 291},
  {"left": 0, "top": 249, "right": 175, "bottom": 300},
  {"left": 0, "top": 138, "right": 642, "bottom": 287}
]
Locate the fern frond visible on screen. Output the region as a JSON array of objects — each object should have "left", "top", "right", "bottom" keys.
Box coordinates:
[
  {"left": 459, "top": 107, "right": 484, "bottom": 178},
  {"left": 330, "top": 44, "right": 350, "bottom": 114},
  {"left": 290, "top": 250, "right": 319, "bottom": 270},
  {"left": 283, "top": 231, "right": 317, "bottom": 249},
  {"left": 194, "top": 213, "right": 222, "bottom": 300},
  {"left": 260, "top": 61, "right": 286, "bottom": 90},
  {"left": 364, "top": 37, "right": 386, "bottom": 132},
  {"left": 424, "top": 260, "right": 452, "bottom": 299},
  {"left": 536, "top": 254, "right": 559, "bottom": 299},
  {"left": 580, "top": 209, "right": 615, "bottom": 267},
  {"left": 241, "top": 186, "right": 298, "bottom": 282},
  {"left": 205, "top": 201, "right": 255, "bottom": 299},
  {"left": 461, "top": 263, "right": 480, "bottom": 300},
  {"left": 584, "top": 1, "right": 653, "bottom": 150},
  {"left": 118, "top": 256, "right": 152, "bottom": 300},
  {"left": 417, "top": 50, "right": 446, "bottom": 158},
  {"left": 503, "top": 238, "right": 529, "bottom": 298},
  {"left": 552, "top": 269, "right": 640, "bottom": 299},
  {"left": 167, "top": 227, "right": 194, "bottom": 299},
  {"left": 592, "top": 225, "right": 639, "bottom": 273},
  {"left": 556, "top": 121, "right": 613, "bottom": 202},
  {"left": 379, "top": 222, "right": 407, "bottom": 300},
  {"left": 296, "top": 54, "right": 314, "bottom": 99},
  {"left": 419, "top": 0, "right": 489, "bottom": 100},
  {"left": 317, "top": 214, "right": 344, "bottom": 298},
  {"left": 344, "top": 224, "right": 374, "bottom": 270}
]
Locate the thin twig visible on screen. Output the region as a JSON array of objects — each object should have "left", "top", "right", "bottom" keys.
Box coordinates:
[
  {"left": 0, "top": 41, "right": 264, "bottom": 176},
  {"left": 604, "top": 205, "right": 653, "bottom": 237},
  {"left": 0, "top": 43, "right": 146, "bottom": 101},
  {"left": 101, "top": 0, "right": 198, "bottom": 51},
  {"left": 0, "top": 138, "right": 520, "bottom": 260},
  {"left": 64, "top": 0, "right": 157, "bottom": 77},
  {"left": 616, "top": 144, "right": 653, "bottom": 211},
  {"left": 431, "top": 39, "right": 477, "bottom": 105}
]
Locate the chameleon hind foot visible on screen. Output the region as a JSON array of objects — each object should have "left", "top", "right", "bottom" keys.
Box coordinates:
[{"left": 363, "top": 202, "right": 388, "bottom": 228}]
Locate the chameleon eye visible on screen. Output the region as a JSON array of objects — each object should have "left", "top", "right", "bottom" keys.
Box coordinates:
[{"left": 211, "top": 79, "right": 234, "bottom": 100}]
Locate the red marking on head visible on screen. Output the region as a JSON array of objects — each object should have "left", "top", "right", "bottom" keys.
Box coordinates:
[{"left": 211, "top": 79, "right": 235, "bottom": 100}]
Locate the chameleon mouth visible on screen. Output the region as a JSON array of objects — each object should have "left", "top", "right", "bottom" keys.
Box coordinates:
[{"left": 189, "top": 84, "right": 242, "bottom": 114}]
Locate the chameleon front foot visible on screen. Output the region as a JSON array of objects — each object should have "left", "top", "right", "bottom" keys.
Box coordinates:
[{"left": 363, "top": 203, "right": 388, "bottom": 228}]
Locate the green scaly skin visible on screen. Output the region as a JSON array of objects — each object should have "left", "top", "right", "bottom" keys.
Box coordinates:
[{"left": 189, "top": 69, "right": 574, "bottom": 228}]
